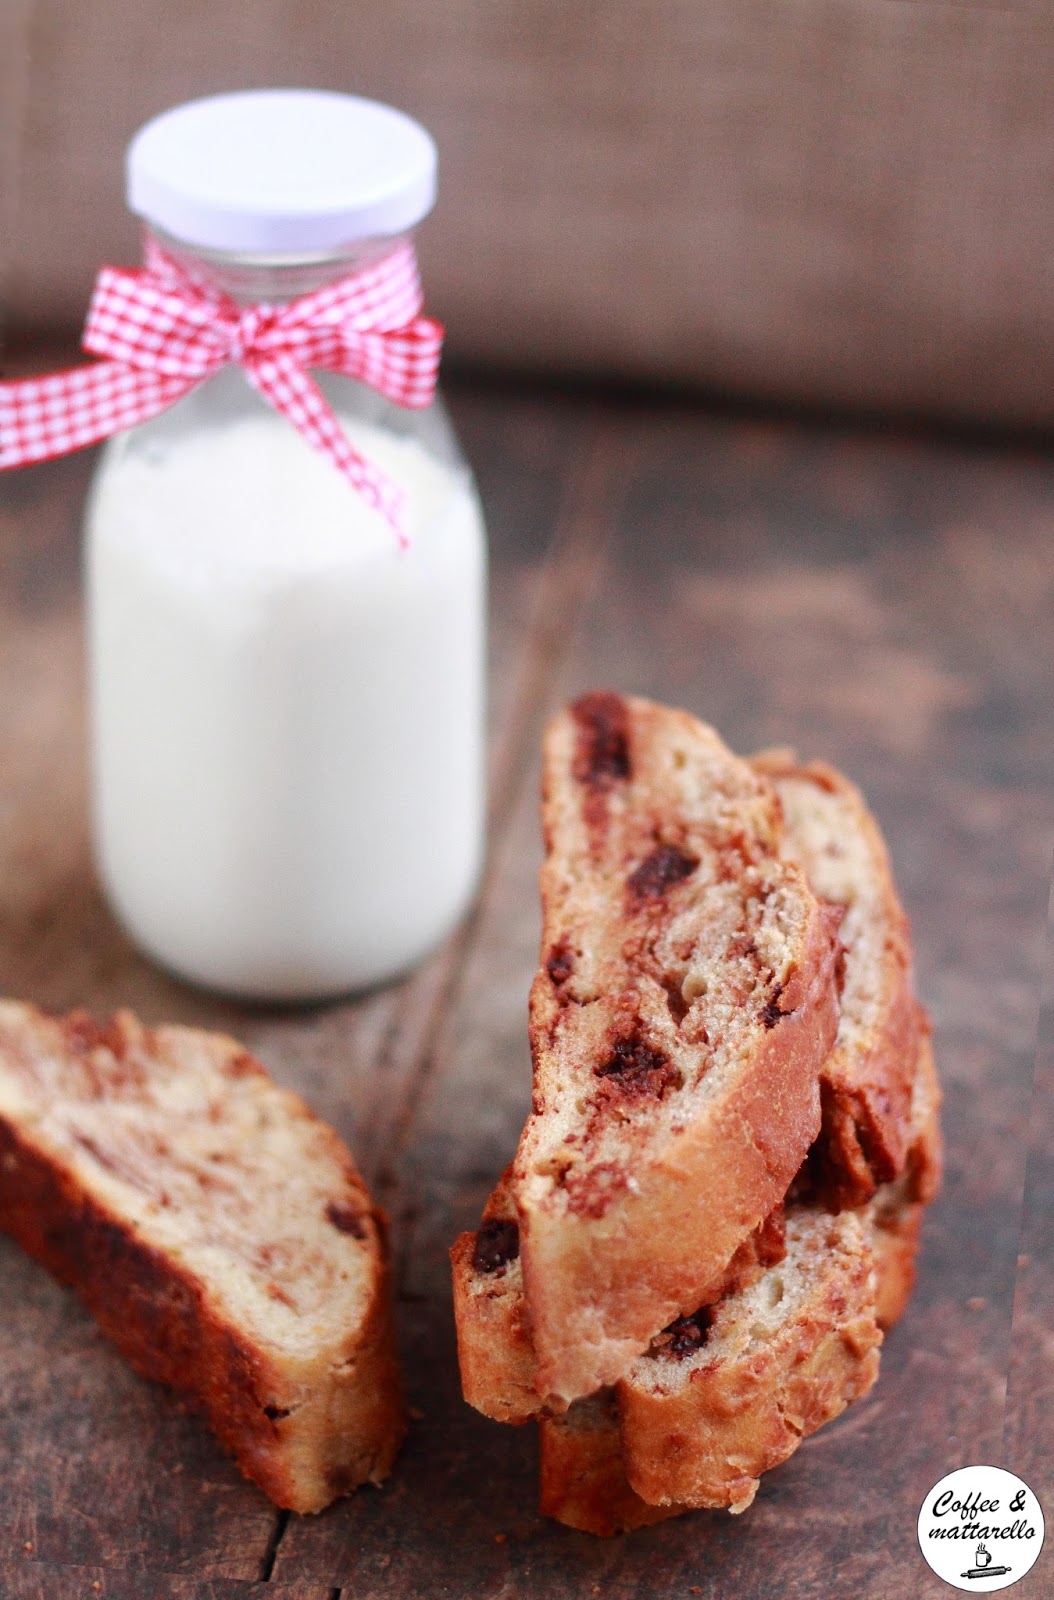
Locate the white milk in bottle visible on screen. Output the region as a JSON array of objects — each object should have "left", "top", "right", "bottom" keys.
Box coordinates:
[{"left": 85, "top": 91, "right": 486, "bottom": 999}]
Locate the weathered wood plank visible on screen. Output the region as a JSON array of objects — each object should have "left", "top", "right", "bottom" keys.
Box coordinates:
[
  {"left": 3, "top": 1563, "right": 336, "bottom": 1600},
  {"left": 1002, "top": 888, "right": 1054, "bottom": 1600},
  {"left": 277, "top": 405, "right": 1054, "bottom": 1596}
]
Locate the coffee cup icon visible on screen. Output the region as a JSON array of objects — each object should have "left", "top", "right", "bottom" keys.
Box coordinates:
[{"left": 961, "top": 1538, "right": 1012, "bottom": 1580}]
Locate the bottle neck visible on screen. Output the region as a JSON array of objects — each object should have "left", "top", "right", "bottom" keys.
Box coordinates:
[{"left": 145, "top": 226, "right": 412, "bottom": 305}]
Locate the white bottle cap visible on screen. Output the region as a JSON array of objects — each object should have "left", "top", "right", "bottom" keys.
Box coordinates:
[{"left": 127, "top": 89, "right": 437, "bottom": 255}]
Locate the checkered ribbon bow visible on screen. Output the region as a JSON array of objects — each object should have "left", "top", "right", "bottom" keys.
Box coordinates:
[{"left": 0, "top": 237, "right": 444, "bottom": 542}]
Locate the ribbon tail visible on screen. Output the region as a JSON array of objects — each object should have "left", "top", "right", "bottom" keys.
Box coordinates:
[
  {"left": 304, "top": 317, "right": 445, "bottom": 412},
  {"left": 243, "top": 351, "right": 409, "bottom": 547},
  {"left": 0, "top": 361, "right": 193, "bottom": 469}
]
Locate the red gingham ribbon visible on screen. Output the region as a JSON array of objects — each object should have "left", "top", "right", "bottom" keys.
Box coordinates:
[{"left": 0, "top": 237, "right": 444, "bottom": 543}]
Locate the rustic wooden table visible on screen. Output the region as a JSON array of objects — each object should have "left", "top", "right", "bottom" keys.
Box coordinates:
[{"left": 0, "top": 378, "right": 1051, "bottom": 1599}]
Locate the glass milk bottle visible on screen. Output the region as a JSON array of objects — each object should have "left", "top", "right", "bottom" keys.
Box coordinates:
[{"left": 84, "top": 91, "right": 486, "bottom": 1000}]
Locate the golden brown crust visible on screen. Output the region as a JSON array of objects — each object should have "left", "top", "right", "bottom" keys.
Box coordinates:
[
  {"left": 616, "top": 1206, "right": 882, "bottom": 1509},
  {"left": 453, "top": 716, "right": 940, "bottom": 1528},
  {"left": 868, "top": 1027, "right": 942, "bottom": 1331},
  {"left": 515, "top": 696, "right": 840, "bottom": 1402},
  {"left": 903, "top": 1017, "right": 943, "bottom": 1206},
  {"left": 537, "top": 1139, "right": 940, "bottom": 1536},
  {"left": 454, "top": 1040, "right": 939, "bottom": 1438},
  {"left": 615, "top": 1045, "right": 941, "bottom": 1513},
  {"left": 520, "top": 895, "right": 838, "bottom": 1401},
  {"left": 871, "top": 1202, "right": 924, "bottom": 1332},
  {"left": 0, "top": 1001, "right": 404, "bottom": 1513},
  {"left": 540, "top": 1050, "right": 941, "bottom": 1530},
  {"left": 450, "top": 1202, "right": 541, "bottom": 1425},
  {"left": 456, "top": 1040, "right": 940, "bottom": 1529},
  {"left": 453, "top": 1167, "right": 787, "bottom": 1425},
  {"left": 537, "top": 1392, "right": 684, "bottom": 1535},
  {"left": 751, "top": 753, "right": 923, "bottom": 1208}
]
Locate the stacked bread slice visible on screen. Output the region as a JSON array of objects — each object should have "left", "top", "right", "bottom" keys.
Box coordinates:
[{"left": 451, "top": 694, "right": 940, "bottom": 1532}]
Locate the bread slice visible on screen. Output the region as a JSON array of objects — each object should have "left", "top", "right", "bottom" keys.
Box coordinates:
[
  {"left": 453, "top": 1036, "right": 938, "bottom": 1431},
  {"left": 537, "top": 1203, "right": 882, "bottom": 1536},
  {"left": 752, "top": 752, "right": 922, "bottom": 1208},
  {"left": 537, "top": 1206, "right": 878, "bottom": 1534},
  {"left": 537, "top": 1207, "right": 891, "bottom": 1536},
  {"left": 868, "top": 1020, "right": 942, "bottom": 1328},
  {"left": 0, "top": 1001, "right": 404, "bottom": 1513},
  {"left": 454, "top": 741, "right": 923, "bottom": 1414},
  {"left": 537, "top": 1389, "right": 682, "bottom": 1536},
  {"left": 613, "top": 1203, "right": 881, "bottom": 1511},
  {"left": 450, "top": 1173, "right": 540, "bottom": 1426},
  {"left": 451, "top": 1171, "right": 786, "bottom": 1425},
  {"left": 537, "top": 1037, "right": 941, "bottom": 1535},
  {"left": 513, "top": 694, "right": 840, "bottom": 1401}
]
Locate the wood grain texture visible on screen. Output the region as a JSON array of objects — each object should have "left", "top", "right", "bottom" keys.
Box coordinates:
[
  {"left": 2, "top": 1567, "right": 336, "bottom": 1600},
  {"left": 0, "top": 374, "right": 1051, "bottom": 1595},
  {"left": 4, "top": 3, "right": 1054, "bottom": 426},
  {"left": 1001, "top": 885, "right": 1054, "bottom": 1600}
]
